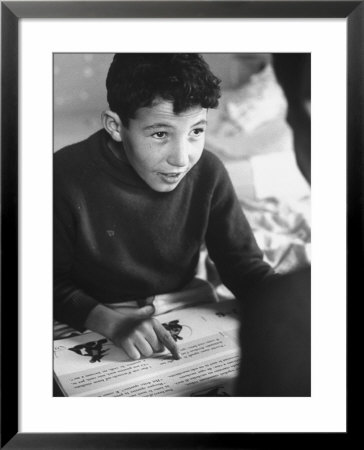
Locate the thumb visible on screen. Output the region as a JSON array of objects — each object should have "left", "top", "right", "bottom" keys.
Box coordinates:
[
  {"left": 131, "top": 305, "right": 155, "bottom": 321},
  {"left": 112, "top": 305, "right": 155, "bottom": 339}
]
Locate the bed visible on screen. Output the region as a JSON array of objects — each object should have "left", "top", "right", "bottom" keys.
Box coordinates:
[{"left": 198, "top": 62, "right": 311, "bottom": 297}]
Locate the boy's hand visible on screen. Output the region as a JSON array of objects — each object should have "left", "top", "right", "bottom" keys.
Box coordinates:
[
  {"left": 113, "top": 315, "right": 181, "bottom": 361},
  {"left": 84, "top": 304, "right": 181, "bottom": 360}
]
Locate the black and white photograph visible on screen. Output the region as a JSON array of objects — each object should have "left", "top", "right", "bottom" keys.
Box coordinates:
[
  {"left": 2, "top": 1, "right": 356, "bottom": 443},
  {"left": 53, "top": 53, "right": 311, "bottom": 398}
]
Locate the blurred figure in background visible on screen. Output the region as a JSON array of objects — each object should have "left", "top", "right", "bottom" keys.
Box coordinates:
[
  {"left": 226, "top": 54, "right": 311, "bottom": 396},
  {"left": 236, "top": 268, "right": 311, "bottom": 396},
  {"left": 273, "top": 53, "right": 311, "bottom": 183}
]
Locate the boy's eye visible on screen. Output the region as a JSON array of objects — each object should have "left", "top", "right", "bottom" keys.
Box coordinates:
[
  {"left": 152, "top": 131, "right": 167, "bottom": 139},
  {"left": 191, "top": 128, "right": 205, "bottom": 137}
]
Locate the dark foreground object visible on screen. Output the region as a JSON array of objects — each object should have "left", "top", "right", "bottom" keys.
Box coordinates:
[{"left": 236, "top": 268, "right": 311, "bottom": 396}]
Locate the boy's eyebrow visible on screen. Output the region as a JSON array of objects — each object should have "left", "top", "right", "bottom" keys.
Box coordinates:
[
  {"left": 191, "top": 119, "right": 208, "bottom": 128},
  {"left": 142, "top": 119, "right": 208, "bottom": 131},
  {"left": 143, "top": 123, "right": 174, "bottom": 131}
]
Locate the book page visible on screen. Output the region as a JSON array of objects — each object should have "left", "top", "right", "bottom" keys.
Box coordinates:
[{"left": 53, "top": 300, "right": 240, "bottom": 397}]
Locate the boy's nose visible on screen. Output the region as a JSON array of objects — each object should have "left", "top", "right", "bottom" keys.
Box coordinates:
[{"left": 167, "top": 141, "right": 189, "bottom": 167}]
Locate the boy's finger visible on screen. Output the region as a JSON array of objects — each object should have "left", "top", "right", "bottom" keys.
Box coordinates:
[
  {"left": 145, "top": 329, "right": 164, "bottom": 353},
  {"left": 153, "top": 321, "right": 182, "bottom": 360},
  {"left": 134, "top": 335, "right": 154, "bottom": 358},
  {"left": 121, "top": 340, "right": 141, "bottom": 360}
]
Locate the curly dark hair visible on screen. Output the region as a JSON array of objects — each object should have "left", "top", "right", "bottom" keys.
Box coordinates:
[{"left": 106, "top": 53, "right": 221, "bottom": 127}]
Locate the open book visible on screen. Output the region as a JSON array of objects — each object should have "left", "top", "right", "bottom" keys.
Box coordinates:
[{"left": 54, "top": 296, "right": 241, "bottom": 397}]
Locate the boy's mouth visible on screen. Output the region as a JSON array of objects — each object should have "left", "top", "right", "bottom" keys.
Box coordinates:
[{"left": 157, "top": 171, "right": 185, "bottom": 184}]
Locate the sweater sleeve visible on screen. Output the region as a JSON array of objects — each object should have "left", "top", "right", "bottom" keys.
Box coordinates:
[
  {"left": 54, "top": 161, "right": 99, "bottom": 331},
  {"left": 205, "top": 159, "right": 275, "bottom": 299}
]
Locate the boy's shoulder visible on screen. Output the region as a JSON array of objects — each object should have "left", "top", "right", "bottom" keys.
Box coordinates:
[{"left": 54, "top": 129, "right": 104, "bottom": 170}]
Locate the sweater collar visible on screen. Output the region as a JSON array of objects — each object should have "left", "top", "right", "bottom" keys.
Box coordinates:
[{"left": 95, "top": 129, "right": 150, "bottom": 190}]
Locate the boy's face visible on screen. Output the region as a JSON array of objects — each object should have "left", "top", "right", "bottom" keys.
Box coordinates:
[{"left": 120, "top": 100, "right": 207, "bottom": 192}]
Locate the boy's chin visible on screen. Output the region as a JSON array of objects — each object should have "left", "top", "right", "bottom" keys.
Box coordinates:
[{"left": 149, "top": 182, "right": 181, "bottom": 193}]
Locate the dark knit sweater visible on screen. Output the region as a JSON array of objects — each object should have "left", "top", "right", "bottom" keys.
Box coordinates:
[{"left": 54, "top": 129, "right": 273, "bottom": 330}]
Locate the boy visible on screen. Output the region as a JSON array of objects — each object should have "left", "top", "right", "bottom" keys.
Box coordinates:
[{"left": 54, "top": 54, "right": 274, "bottom": 361}]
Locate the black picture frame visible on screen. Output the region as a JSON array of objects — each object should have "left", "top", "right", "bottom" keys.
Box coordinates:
[{"left": 1, "top": 1, "right": 361, "bottom": 448}]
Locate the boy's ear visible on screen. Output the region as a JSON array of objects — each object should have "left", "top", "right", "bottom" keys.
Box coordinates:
[{"left": 102, "top": 110, "right": 123, "bottom": 142}]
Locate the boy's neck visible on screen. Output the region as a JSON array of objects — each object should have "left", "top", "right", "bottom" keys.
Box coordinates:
[{"left": 107, "top": 138, "right": 130, "bottom": 166}]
